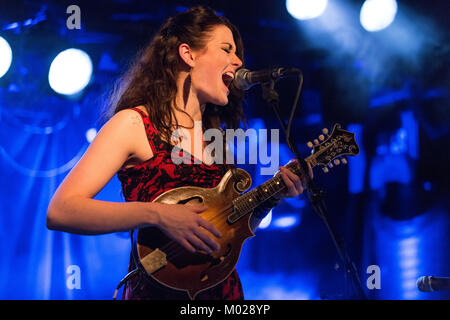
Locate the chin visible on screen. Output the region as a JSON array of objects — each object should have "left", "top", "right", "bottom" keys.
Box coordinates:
[
  {"left": 216, "top": 98, "right": 229, "bottom": 106},
  {"left": 200, "top": 89, "right": 229, "bottom": 106},
  {"left": 208, "top": 96, "right": 229, "bottom": 106}
]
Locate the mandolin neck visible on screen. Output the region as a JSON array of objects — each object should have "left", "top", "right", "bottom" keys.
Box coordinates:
[{"left": 228, "top": 155, "right": 316, "bottom": 223}]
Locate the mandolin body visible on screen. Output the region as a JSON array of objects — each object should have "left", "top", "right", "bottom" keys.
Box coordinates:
[{"left": 132, "top": 168, "right": 254, "bottom": 300}]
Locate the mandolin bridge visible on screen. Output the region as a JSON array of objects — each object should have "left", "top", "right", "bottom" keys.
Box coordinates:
[{"left": 140, "top": 248, "right": 167, "bottom": 275}]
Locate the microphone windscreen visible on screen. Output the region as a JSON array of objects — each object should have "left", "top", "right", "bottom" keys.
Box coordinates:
[
  {"left": 416, "top": 276, "right": 433, "bottom": 292},
  {"left": 234, "top": 68, "right": 250, "bottom": 91}
]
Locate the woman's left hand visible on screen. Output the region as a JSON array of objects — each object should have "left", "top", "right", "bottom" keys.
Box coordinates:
[{"left": 273, "top": 159, "right": 314, "bottom": 200}]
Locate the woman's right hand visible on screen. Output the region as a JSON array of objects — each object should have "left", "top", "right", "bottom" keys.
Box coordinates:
[{"left": 153, "top": 203, "right": 222, "bottom": 254}]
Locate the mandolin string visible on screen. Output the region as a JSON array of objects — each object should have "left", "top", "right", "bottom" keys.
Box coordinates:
[
  {"left": 158, "top": 191, "right": 261, "bottom": 255},
  {"left": 158, "top": 205, "right": 234, "bottom": 255},
  {"left": 162, "top": 189, "right": 292, "bottom": 260},
  {"left": 160, "top": 201, "right": 238, "bottom": 255},
  {"left": 161, "top": 206, "right": 236, "bottom": 260},
  {"left": 158, "top": 182, "right": 289, "bottom": 257},
  {"left": 159, "top": 186, "right": 284, "bottom": 259},
  {"left": 151, "top": 173, "right": 291, "bottom": 259},
  {"left": 161, "top": 199, "right": 268, "bottom": 260},
  {"left": 159, "top": 195, "right": 270, "bottom": 260}
]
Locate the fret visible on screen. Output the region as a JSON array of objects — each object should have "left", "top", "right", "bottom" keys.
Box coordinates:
[
  {"left": 253, "top": 186, "right": 265, "bottom": 203},
  {"left": 267, "top": 178, "right": 277, "bottom": 195},
  {"left": 249, "top": 188, "right": 260, "bottom": 204},
  {"left": 271, "top": 176, "right": 283, "bottom": 196},
  {"left": 260, "top": 184, "right": 270, "bottom": 197},
  {"left": 229, "top": 158, "right": 314, "bottom": 224}
]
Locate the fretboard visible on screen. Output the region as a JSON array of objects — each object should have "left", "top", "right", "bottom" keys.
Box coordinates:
[{"left": 227, "top": 155, "right": 315, "bottom": 223}]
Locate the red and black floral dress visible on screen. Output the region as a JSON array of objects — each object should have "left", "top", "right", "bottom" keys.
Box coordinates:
[{"left": 117, "top": 107, "right": 244, "bottom": 300}]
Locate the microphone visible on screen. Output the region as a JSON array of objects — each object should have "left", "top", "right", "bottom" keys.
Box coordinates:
[
  {"left": 234, "top": 67, "right": 301, "bottom": 91},
  {"left": 416, "top": 276, "right": 450, "bottom": 292}
]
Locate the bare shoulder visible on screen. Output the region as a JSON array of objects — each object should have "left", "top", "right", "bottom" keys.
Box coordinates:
[
  {"left": 104, "top": 107, "right": 153, "bottom": 167},
  {"left": 107, "top": 108, "right": 144, "bottom": 129},
  {"left": 50, "top": 107, "right": 154, "bottom": 199},
  {"left": 107, "top": 106, "right": 151, "bottom": 133}
]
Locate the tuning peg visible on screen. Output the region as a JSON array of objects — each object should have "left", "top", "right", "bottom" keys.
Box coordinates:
[
  {"left": 328, "top": 163, "right": 334, "bottom": 168},
  {"left": 314, "top": 139, "right": 319, "bottom": 145},
  {"left": 322, "top": 167, "right": 329, "bottom": 173},
  {"left": 334, "top": 159, "right": 340, "bottom": 165},
  {"left": 319, "top": 134, "right": 325, "bottom": 141},
  {"left": 341, "top": 158, "right": 347, "bottom": 164},
  {"left": 307, "top": 141, "right": 314, "bottom": 148},
  {"left": 322, "top": 128, "right": 329, "bottom": 135}
]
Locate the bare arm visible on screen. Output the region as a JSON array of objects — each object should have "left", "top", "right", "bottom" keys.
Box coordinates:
[
  {"left": 46, "top": 109, "right": 157, "bottom": 234},
  {"left": 46, "top": 109, "right": 221, "bottom": 253}
]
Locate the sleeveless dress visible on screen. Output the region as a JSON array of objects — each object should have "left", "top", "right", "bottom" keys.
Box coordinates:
[{"left": 116, "top": 107, "right": 244, "bottom": 300}]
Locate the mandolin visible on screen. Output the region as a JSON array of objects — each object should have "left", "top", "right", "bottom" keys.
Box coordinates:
[{"left": 131, "top": 124, "right": 360, "bottom": 299}]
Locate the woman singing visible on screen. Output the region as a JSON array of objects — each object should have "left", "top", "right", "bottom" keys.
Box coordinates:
[{"left": 46, "top": 5, "right": 312, "bottom": 300}]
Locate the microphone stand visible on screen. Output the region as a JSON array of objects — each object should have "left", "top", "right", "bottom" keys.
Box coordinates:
[{"left": 260, "top": 79, "right": 367, "bottom": 300}]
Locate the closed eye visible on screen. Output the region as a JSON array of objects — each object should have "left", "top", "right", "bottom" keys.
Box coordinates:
[{"left": 222, "top": 48, "right": 231, "bottom": 53}]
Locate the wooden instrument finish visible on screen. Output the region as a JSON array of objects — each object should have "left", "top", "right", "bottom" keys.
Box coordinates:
[{"left": 131, "top": 124, "right": 360, "bottom": 299}]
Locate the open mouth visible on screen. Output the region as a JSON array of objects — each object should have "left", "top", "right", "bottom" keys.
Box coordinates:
[{"left": 222, "top": 71, "right": 235, "bottom": 88}]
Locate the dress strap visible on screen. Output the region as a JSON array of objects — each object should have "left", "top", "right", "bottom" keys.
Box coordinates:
[{"left": 129, "top": 107, "right": 159, "bottom": 154}]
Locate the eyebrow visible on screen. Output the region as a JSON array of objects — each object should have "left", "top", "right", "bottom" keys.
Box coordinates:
[{"left": 221, "top": 42, "right": 234, "bottom": 50}]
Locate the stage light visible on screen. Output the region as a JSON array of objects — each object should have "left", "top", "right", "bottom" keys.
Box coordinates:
[
  {"left": 273, "top": 215, "right": 299, "bottom": 229},
  {"left": 258, "top": 210, "right": 272, "bottom": 229},
  {"left": 286, "top": 0, "right": 328, "bottom": 20},
  {"left": 48, "top": 48, "right": 93, "bottom": 95},
  {"left": 360, "top": 0, "right": 397, "bottom": 32},
  {"left": 0, "top": 36, "right": 12, "bottom": 78},
  {"left": 398, "top": 236, "right": 420, "bottom": 299},
  {"left": 85, "top": 128, "right": 97, "bottom": 143}
]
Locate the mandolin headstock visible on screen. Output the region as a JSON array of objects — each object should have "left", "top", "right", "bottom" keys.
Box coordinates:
[{"left": 307, "top": 124, "right": 360, "bottom": 173}]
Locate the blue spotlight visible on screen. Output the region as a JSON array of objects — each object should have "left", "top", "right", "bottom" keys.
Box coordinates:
[
  {"left": 360, "top": 0, "right": 398, "bottom": 32},
  {"left": 286, "top": 0, "right": 328, "bottom": 20},
  {"left": 0, "top": 36, "right": 12, "bottom": 78},
  {"left": 48, "top": 48, "right": 93, "bottom": 95}
]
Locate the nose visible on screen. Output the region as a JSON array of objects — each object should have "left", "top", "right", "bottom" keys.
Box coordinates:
[{"left": 231, "top": 53, "right": 243, "bottom": 70}]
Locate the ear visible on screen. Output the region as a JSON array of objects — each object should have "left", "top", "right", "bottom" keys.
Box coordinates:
[{"left": 178, "top": 43, "right": 195, "bottom": 68}]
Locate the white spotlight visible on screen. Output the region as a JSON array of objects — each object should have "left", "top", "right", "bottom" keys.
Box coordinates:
[
  {"left": 85, "top": 128, "right": 97, "bottom": 143},
  {"left": 273, "top": 215, "right": 300, "bottom": 229},
  {"left": 0, "top": 36, "right": 12, "bottom": 78},
  {"left": 48, "top": 48, "right": 93, "bottom": 95},
  {"left": 360, "top": 0, "right": 398, "bottom": 32},
  {"left": 258, "top": 210, "right": 272, "bottom": 229},
  {"left": 286, "top": 0, "right": 328, "bottom": 20}
]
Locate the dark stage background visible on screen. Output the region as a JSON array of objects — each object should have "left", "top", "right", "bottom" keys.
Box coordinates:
[{"left": 0, "top": 0, "right": 449, "bottom": 300}]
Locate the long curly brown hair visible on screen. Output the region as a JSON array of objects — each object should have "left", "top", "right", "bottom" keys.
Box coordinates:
[{"left": 105, "top": 5, "right": 246, "bottom": 144}]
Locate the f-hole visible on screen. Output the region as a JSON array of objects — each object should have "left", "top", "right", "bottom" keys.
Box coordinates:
[{"left": 177, "top": 196, "right": 204, "bottom": 205}]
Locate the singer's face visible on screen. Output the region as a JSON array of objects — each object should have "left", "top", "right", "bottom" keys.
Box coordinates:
[{"left": 189, "top": 25, "right": 243, "bottom": 106}]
